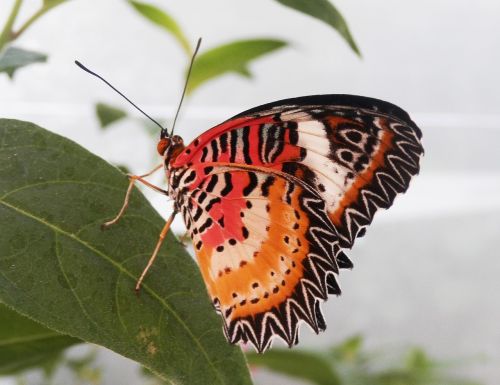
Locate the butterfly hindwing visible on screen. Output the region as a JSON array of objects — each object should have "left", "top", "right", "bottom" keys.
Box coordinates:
[{"left": 174, "top": 165, "right": 342, "bottom": 352}]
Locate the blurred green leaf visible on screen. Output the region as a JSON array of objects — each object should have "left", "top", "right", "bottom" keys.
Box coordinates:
[
  {"left": 406, "top": 347, "right": 433, "bottom": 371},
  {"left": 329, "top": 334, "right": 363, "bottom": 362},
  {"left": 0, "top": 119, "right": 252, "bottom": 385},
  {"left": 65, "top": 350, "right": 102, "bottom": 385},
  {"left": 128, "top": 0, "right": 191, "bottom": 55},
  {"left": 247, "top": 349, "right": 341, "bottom": 385},
  {"left": 249, "top": 336, "right": 484, "bottom": 385},
  {"left": 95, "top": 103, "right": 128, "bottom": 129},
  {"left": 274, "top": 0, "right": 361, "bottom": 56},
  {"left": 0, "top": 303, "right": 80, "bottom": 375},
  {"left": 43, "top": 0, "right": 69, "bottom": 7},
  {"left": 0, "top": 46, "right": 47, "bottom": 78},
  {"left": 187, "top": 39, "right": 287, "bottom": 94}
]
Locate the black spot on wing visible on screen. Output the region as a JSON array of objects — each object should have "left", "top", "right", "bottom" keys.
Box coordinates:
[
  {"left": 211, "top": 139, "right": 219, "bottom": 161},
  {"left": 230, "top": 130, "right": 238, "bottom": 163},
  {"left": 220, "top": 172, "right": 233, "bottom": 196},
  {"left": 261, "top": 176, "right": 275, "bottom": 197},
  {"left": 243, "top": 172, "right": 258, "bottom": 196},
  {"left": 206, "top": 174, "right": 218, "bottom": 193},
  {"left": 199, "top": 217, "right": 213, "bottom": 233},
  {"left": 346, "top": 130, "right": 362, "bottom": 143},
  {"left": 184, "top": 170, "right": 196, "bottom": 184},
  {"left": 242, "top": 126, "right": 252, "bottom": 164},
  {"left": 197, "top": 191, "right": 207, "bottom": 204},
  {"left": 205, "top": 197, "right": 221, "bottom": 212},
  {"left": 220, "top": 133, "right": 228, "bottom": 153},
  {"left": 193, "top": 206, "right": 203, "bottom": 221},
  {"left": 287, "top": 121, "right": 299, "bottom": 145},
  {"left": 201, "top": 146, "right": 208, "bottom": 162}
]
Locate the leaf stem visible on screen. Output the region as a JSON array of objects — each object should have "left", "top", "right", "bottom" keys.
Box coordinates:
[
  {"left": 0, "top": 0, "right": 23, "bottom": 52},
  {"left": 12, "top": 0, "right": 68, "bottom": 41}
]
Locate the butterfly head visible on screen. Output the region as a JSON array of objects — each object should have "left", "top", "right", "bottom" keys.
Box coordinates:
[{"left": 157, "top": 132, "right": 185, "bottom": 164}]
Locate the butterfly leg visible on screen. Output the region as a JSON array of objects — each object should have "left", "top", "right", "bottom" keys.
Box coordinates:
[
  {"left": 102, "top": 164, "right": 166, "bottom": 229},
  {"left": 135, "top": 210, "right": 177, "bottom": 293}
]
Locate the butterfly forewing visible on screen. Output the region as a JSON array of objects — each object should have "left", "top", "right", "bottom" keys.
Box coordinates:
[{"left": 170, "top": 94, "right": 423, "bottom": 352}]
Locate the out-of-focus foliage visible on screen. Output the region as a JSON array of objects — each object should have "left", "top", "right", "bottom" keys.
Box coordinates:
[
  {"left": 127, "top": 0, "right": 191, "bottom": 56},
  {"left": 13, "top": 349, "right": 102, "bottom": 385},
  {"left": 0, "top": 303, "right": 80, "bottom": 375},
  {"left": 0, "top": 0, "right": 70, "bottom": 77},
  {"left": 273, "top": 0, "right": 361, "bottom": 56},
  {"left": 187, "top": 39, "right": 288, "bottom": 94},
  {"left": 95, "top": 102, "right": 128, "bottom": 129},
  {"left": 97, "top": 2, "right": 293, "bottom": 124},
  {"left": 0, "top": 47, "right": 47, "bottom": 78},
  {"left": 247, "top": 348, "right": 341, "bottom": 385},
  {"left": 247, "top": 335, "right": 483, "bottom": 385},
  {"left": 91, "top": 0, "right": 361, "bottom": 135}
]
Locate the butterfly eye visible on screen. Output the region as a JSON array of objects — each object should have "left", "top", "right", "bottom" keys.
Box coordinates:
[{"left": 157, "top": 138, "right": 170, "bottom": 155}]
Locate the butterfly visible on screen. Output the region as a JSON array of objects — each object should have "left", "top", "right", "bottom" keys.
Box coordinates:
[
  {"left": 76, "top": 57, "right": 423, "bottom": 353},
  {"left": 106, "top": 94, "right": 423, "bottom": 353}
]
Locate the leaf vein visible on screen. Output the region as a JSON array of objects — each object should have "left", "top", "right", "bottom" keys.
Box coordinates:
[
  {"left": 0, "top": 198, "right": 226, "bottom": 384},
  {"left": 54, "top": 232, "right": 104, "bottom": 333},
  {"left": 0, "top": 179, "right": 125, "bottom": 201}
]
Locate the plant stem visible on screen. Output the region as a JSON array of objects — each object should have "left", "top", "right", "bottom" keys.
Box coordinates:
[
  {"left": 12, "top": 0, "right": 68, "bottom": 40},
  {"left": 0, "top": 0, "right": 23, "bottom": 52}
]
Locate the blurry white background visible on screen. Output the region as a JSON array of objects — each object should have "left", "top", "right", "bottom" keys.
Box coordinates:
[{"left": 1, "top": 0, "right": 499, "bottom": 384}]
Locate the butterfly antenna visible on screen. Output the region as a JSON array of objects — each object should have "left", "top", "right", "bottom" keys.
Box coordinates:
[
  {"left": 74, "top": 60, "right": 165, "bottom": 132},
  {"left": 170, "top": 37, "right": 202, "bottom": 136}
]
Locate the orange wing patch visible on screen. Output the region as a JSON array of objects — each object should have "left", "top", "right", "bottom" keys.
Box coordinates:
[
  {"left": 188, "top": 170, "right": 342, "bottom": 351},
  {"left": 218, "top": 177, "right": 310, "bottom": 320}
]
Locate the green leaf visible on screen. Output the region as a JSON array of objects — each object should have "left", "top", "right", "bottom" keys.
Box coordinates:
[
  {"left": 247, "top": 349, "right": 341, "bottom": 385},
  {"left": 329, "top": 334, "right": 363, "bottom": 362},
  {"left": 43, "top": 0, "right": 69, "bottom": 6},
  {"left": 0, "top": 46, "right": 47, "bottom": 78},
  {"left": 95, "top": 103, "right": 128, "bottom": 129},
  {"left": 274, "top": 0, "right": 361, "bottom": 56},
  {"left": 0, "top": 303, "right": 80, "bottom": 375},
  {"left": 405, "top": 347, "right": 433, "bottom": 371},
  {"left": 128, "top": 0, "right": 191, "bottom": 56},
  {"left": 0, "top": 119, "right": 252, "bottom": 385},
  {"left": 187, "top": 39, "right": 287, "bottom": 94},
  {"left": 64, "top": 350, "right": 102, "bottom": 384}
]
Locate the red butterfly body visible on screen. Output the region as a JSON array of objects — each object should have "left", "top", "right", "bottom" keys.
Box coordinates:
[{"left": 157, "top": 94, "right": 423, "bottom": 352}]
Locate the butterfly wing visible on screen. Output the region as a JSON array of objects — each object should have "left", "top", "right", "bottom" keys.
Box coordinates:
[
  {"left": 172, "top": 94, "right": 423, "bottom": 351},
  {"left": 177, "top": 165, "right": 342, "bottom": 352},
  {"left": 175, "top": 94, "right": 423, "bottom": 249}
]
